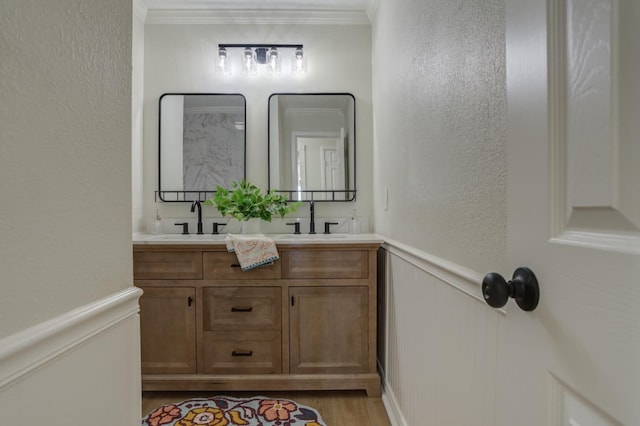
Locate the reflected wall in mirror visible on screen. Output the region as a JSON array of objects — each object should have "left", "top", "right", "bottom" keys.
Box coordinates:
[
  {"left": 159, "top": 93, "right": 246, "bottom": 202},
  {"left": 268, "top": 93, "right": 356, "bottom": 201}
]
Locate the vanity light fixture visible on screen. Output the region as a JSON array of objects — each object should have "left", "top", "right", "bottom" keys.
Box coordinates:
[{"left": 217, "top": 44, "right": 305, "bottom": 77}]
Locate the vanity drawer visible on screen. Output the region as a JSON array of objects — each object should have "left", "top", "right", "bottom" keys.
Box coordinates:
[
  {"left": 281, "top": 250, "right": 369, "bottom": 279},
  {"left": 202, "top": 331, "right": 281, "bottom": 374},
  {"left": 134, "top": 251, "right": 202, "bottom": 280},
  {"left": 203, "top": 287, "right": 281, "bottom": 331},
  {"left": 203, "top": 251, "right": 281, "bottom": 279}
]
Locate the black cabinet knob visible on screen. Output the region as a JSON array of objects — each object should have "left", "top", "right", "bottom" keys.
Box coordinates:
[{"left": 482, "top": 267, "right": 539, "bottom": 311}]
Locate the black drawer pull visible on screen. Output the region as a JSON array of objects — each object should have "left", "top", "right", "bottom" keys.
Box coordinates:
[
  {"left": 232, "top": 350, "right": 253, "bottom": 357},
  {"left": 230, "top": 263, "right": 241, "bottom": 268},
  {"left": 231, "top": 306, "right": 253, "bottom": 312}
]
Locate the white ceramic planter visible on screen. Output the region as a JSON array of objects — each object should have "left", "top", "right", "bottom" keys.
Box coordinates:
[{"left": 241, "top": 218, "right": 262, "bottom": 234}]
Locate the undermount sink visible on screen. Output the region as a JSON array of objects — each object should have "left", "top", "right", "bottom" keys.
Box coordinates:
[{"left": 272, "top": 233, "right": 349, "bottom": 240}]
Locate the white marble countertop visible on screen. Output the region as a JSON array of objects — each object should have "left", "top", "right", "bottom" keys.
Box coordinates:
[{"left": 132, "top": 232, "right": 384, "bottom": 245}]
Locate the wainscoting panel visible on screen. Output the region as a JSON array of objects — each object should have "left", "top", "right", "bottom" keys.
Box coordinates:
[
  {"left": 0, "top": 287, "right": 143, "bottom": 425},
  {"left": 379, "top": 243, "right": 504, "bottom": 426}
]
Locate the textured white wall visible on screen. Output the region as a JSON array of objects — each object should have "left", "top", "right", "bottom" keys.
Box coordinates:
[
  {"left": 142, "top": 21, "right": 372, "bottom": 227},
  {"left": 372, "top": 0, "right": 507, "bottom": 273},
  {"left": 0, "top": 0, "right": 133, "bottom": 336},
  {"left": 133, "top": 6, "right": 146, "bottom": 233},
  {"left": 372, "top": 1, "right": 508, "bottom": 424}
]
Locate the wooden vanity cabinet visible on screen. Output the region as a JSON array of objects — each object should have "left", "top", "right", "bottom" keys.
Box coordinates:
[
  {"left": 289, "top": 286, "right": 369, "bottom": 374},
  {"left": 138, "top": 286, "right": 197, "bottom": 374},
  {"left": 133, "top": 242, "right": 381, "bottom": 397},
  {"left": 282, "top": 249, "right": 373, "bottom": 375}
]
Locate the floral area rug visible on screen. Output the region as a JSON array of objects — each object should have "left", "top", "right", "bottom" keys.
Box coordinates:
[{"left": 143, "top": 396, "right": 326, "bottom": 426}]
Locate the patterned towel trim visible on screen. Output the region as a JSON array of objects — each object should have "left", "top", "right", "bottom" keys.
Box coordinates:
[
  {"left": 224, "top": 234, "right": 279, "bottom": 272},
  {"left": 241, "top": 256, "right": 278, "bottom": 271}
]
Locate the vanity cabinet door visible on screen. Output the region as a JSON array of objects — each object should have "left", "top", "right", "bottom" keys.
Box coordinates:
[
  {"left": 139, "top": 286, "right": 197, "bottom": 374},
  {"left": 289, "top": 286, "right": 369, "bottom": 374}
]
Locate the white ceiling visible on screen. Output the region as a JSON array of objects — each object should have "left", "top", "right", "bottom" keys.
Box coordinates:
[{"left": 142, "top": 0, "right": 373, "bottom": 11}]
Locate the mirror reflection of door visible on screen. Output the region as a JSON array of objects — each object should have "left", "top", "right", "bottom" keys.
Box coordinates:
[
  {"left": 294, "top": 131, "right": 346, "bottom": 200},
  {"left": 268, "top": 93, "right": 355, "bottom": 201}
]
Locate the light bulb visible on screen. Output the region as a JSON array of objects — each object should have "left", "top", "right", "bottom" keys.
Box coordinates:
[
  {"left": 268, "top": 48, "right": 281, "bottom": 76},
  {"left": 293, "top": 47, "right": 306, "bottom": 75},
  {"left": 216, "top": 47, "right": 231, "bottom": 76},
  {"left": 243, "top": 47, "right": 257, "bottom": 76}
]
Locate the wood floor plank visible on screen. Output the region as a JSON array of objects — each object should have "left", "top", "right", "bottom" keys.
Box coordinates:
[
  {"left": 366, "top": 397, "right": 392, "bottom": 426},
  {"left": 330, "top": 390, "right": 370, "bottom": 425},
  {"left": 310, "top": 391, "right": 339, "bottom": 425}
]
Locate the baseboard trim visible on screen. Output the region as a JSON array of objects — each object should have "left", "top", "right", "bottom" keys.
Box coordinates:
[
  {"left": 381, "top": 378, "right": 407, "bottom": 426},
  {"left": 381, "top": 237, "right": 505, "bottom": 314},
  {"left": 0, "top": 286, "right": 143, "bottom": 390}
]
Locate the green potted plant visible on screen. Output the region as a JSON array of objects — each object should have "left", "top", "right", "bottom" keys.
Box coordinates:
[{"left": 205, "top": 180, "right": 300, "bottom": 233}]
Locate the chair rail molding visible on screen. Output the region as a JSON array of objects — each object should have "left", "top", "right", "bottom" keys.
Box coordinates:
[
  {"left": 0, "top": 286, "right": 143, "bottom": 390},
  {"left": 381, "top": 236, "right": 505, "bottom": 314}
]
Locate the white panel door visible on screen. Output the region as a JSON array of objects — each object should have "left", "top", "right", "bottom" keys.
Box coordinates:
[{"left": 502, "top": 0, "right": 640, "bottom": 425}]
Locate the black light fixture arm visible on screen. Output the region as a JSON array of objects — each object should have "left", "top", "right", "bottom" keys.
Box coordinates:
[{"left": 218, "top": 44, "right": 303, "bottom": 49}]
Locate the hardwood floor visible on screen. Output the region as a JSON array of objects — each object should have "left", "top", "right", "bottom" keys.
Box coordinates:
[{"left": 142, "top": 390, "right": 391, "bottom": 425}]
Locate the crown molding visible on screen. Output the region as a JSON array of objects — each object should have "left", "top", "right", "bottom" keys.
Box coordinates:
[
  {"left": 366, "top": 0, "right": 380, "bottom": 21},
  {"left": 133, "top": 0, "right": 149, "bottom": 21},
  {"left": 145, "top": 9, "right": 371, "bottom": 25}
]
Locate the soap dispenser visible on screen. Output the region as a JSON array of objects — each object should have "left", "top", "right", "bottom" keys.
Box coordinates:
[
  {"left": 151, "top": 210, "right": 163, "bottom": 234},
  {"left": 349, "top": 210, "right": 360, "bottom": 234}
]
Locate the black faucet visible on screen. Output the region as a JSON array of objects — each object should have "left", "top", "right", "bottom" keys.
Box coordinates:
[
  {"left": 324, "top": 221, "right": 339, "bottom": 234},
  {"left": 212, "top": 222, "right": 226, "bottom": 235},
  {"left": 308, "top": 201, "right": 316, "bottom": 234},
  {"left": 175, "top": 222, "right": 189, "bottom": 235},
  {"left": 190, "top": 201, "right": 203, "bottom": 234},
  {"left": 286, "top": 221, "right": 301, "bottom": 234}
]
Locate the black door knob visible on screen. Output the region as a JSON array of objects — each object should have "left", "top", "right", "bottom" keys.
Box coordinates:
[{"left": 482, "top": 267, "right": 540, "bottom": 311}]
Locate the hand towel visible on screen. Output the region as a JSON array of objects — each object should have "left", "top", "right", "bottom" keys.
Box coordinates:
[{"left": 225, "top": 234, "right": 279, "bottom": 271}]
